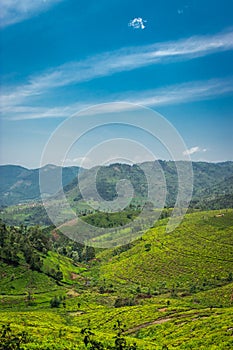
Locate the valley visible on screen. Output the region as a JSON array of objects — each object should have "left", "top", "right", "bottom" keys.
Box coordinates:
[{"left": 2, "top": 1, "right": 233, "bottom": 348}]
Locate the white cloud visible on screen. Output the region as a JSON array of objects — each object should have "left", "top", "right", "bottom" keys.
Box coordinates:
[
  {"left": 0, "top": 0, "right": 63, "bottom": 27},
  {"left": 128, "top": 77, "right": 233, "bottom": 106},
  {"left": 1, "top": 103, "right": 86, "bottom": 120},
  {"left": 1, "top": 29, "right": 233, "bottom": 110},
  {"left": 128, "top": 17, "right": 146, "bottom": 30},
  {"left": 4, "top": 77, "right": 233, "bottom": 120},
  {"left": 183, "top": 146, "right": 207, "bottom": 156},
  {"left": 72, "top": 77, "right": 233, "bottom": 118},
  {"left": 1, "top": 30, "right": 233, "bottom": 121},
  {"left": 183, "top": 146, "right": 200, "bottom": 156}
]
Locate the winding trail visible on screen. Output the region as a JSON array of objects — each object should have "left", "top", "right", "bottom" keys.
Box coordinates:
[
  {"left": 124, "top": 309, "right": 214, "bottom": 335},
  {"left": 125, "top": 317, "right": 172, "bottom": 334}
]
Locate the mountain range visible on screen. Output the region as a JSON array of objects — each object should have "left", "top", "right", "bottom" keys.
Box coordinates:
[
  {"left": 0, "top": 164, "right": 80, "bottom": 206},
  {"left": 1, "top": 161, "right": 232, "bottom": 209}
]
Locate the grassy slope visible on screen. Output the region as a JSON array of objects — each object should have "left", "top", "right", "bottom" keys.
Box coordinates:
[
  {"left": 0, "top": 251, "right": 86, "bottom": 307},
  {"left": 0, "top": 210, "right": 232, "bottom": 349},
  {"left": 0, "top": 288, "right": 232, "bottom": 349},
  {"left": 97, "top": 210, "right": 233, "bottom": 292}
]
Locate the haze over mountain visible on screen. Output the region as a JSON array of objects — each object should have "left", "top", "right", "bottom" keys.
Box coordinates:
[
  {"left": 0, "top": 161, "right": 232, "bottom": 209},
  {"left": 0, "top": 164, "right": 80, "bottom": 206}
]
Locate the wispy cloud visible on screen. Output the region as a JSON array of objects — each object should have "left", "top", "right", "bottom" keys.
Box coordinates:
[
  {"left": 183, "top": 146, "right": 207, "bottom": 156},
  {"left": 1, "top": 104, "right": 84, "bottom": 120},
  {"left": 1, "top": 29, "right": 233, "bottom": 109},
  {"left": 128, "top": 77, "right": 233, "bottom": 106},
  {"left": 0, "top": 0, "right": 63, "bottom": 28},
  {"left": 74, "top": 77, "right": 233, "bottom": 118},
  {"left": 5, "top": 77, "right": 233, "bottom": 120}
]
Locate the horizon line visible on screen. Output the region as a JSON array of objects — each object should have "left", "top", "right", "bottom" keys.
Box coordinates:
[{"left": 1, "top": 159, "right": 232, "bottom": 170}]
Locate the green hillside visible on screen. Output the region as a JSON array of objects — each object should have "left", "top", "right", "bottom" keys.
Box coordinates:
[
  {"left": 1, "top": 161, "right": 233, "bottom": 210},
  {"left": 0, "top": 164, "right": 80, "bottom": 206},
  {"left": 1, "top": 161, "right": 233, "bottom": 228},
  {"left": 65, "top": 161, "right": 233, "bottom": 209},
  {"left": 96, "top": 210, "right": 233, "bottom": 293},
  {"left": 193, "top": 175, "right": 233, "bottom": 210},
  {"left": 0, "top": 210, "right": 233, "bottom": 349}
]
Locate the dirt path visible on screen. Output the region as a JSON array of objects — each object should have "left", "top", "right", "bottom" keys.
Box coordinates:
[
  {"left": 124, "top": 309, "right": 213, "bottom": 335},
  {"left": 125, "top": 317, "right": 172, "bottom": 334}
]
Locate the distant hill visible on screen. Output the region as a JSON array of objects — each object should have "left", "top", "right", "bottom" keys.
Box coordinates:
[
  {"left": 192, "top": 174, "right": 233, "bottom": 209},
  {"left": 0, "top": 164, "right": 80, "bottom": 206},
  {"left": 0, "top": 161, "right": 232, "bottom": 215},
  {"left": 64, "top": 160, "right": 233, "bottom": 209}
]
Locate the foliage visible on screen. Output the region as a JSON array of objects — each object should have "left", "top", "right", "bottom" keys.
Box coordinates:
[
  {"left": 50, "top": 295, "right": 66, "bottom": 308},
  {"left": 0, "top": 221, "right": 48, "bottom": 271},
  {"left": 98, "top": 210, "right": 233, "bottom": 294},
  {"left": 81, "top": 320, "right": 138, "bottom": 349},
  {"left": 82, "top": 209, "right": 141, "bottom": 229},
  {"left": 114, "top": 298, "right": 137, "bottom": 308},
  {"left": 0, "top": 324, "right": 29, "bottom": 350},
  {"left": 0, "top": 210, "right": 233, "bottom": 349}
]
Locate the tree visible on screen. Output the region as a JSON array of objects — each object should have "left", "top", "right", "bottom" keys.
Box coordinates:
[
  {"left": 0, "top": 324, "right": 28, "bottom": 350},
  {"left": 27, "top": 253, "right": 43, "bottom": 271},
  {"left": 227, "top": 272, "right": 233, "bottom": 282},
  {"left": 0, "top": 220, "right": 7, "bottom": 247},
  {"left": 50, "top": 296, "right": 61, "bottom": 308},
  {"left": 81, "top": 320, "right": 138, "bottom": 349},
  {"left": 55, "top": 270, "right": 63, "bottom": 282},
  {"left": 84, "top": 246, "right": 96, "bottom": 261},
  {"left": 81, "top": 327, "right": 104, "bottom": 349}
]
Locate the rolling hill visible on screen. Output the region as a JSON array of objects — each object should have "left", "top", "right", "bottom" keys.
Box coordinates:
[
  {"left": 1, "top": 161, "right": 233, "bottom": 228},
  {"left": 0, "top": 210, "right": 233, "bottom": 349},
  {"left": 96, "top": 209, "right": 233, "bottom": 293},
  {"left": 0, "top": 161, "right": 232, "bottom": 348},
  {"left": 64, "top": 160, "right": 233, "bottom": 208},
  {"left": 1, "top": 161, "right": 233, "bottom": 209},
  {"left": 0, "top": 164, "right": 80, "bottom": 206}
]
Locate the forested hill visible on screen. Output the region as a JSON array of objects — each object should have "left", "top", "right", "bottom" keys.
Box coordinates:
[
  {"left": 0, "top": 164, "right": 80, "bottom": 206},
  {"left": 0, "top": 161, "right": 233, "bottom": 208},
  {"left": 65, "top": 160, "right": 233, "bottom": 209}
]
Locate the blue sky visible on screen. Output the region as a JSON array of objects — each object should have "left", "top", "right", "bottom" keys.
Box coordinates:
[{"left": 0, "top": 0, "right": 233, "bottom": 168}]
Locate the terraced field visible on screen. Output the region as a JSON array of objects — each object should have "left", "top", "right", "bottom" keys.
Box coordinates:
[
  {"left": 97, "top": 210, "right": 233, "bottom": 293},
  {"left": 0, "top": 210, "right": 232, "bottom": 349}
]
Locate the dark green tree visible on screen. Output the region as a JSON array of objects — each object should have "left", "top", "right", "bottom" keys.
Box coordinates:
[
  {"left": 84, "top": 246, "right": 96, "bottom": 261},
  {"left": 0, "top": 324, "right": 28, "bottom": 350}
]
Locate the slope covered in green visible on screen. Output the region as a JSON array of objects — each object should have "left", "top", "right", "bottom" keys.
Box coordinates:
[
  {"left": 0, "top": 164, "right": 80, "bottom": 206},
  {"left": 65, "top": 161, "right": 233, "bottom": 209},
  {"left": 0, "top": 210, "right": 232, "bottom": 349},
  {"left": 1, "top": 161, "right": 233, "bottom": 211},
  {"left": 97, "top": 210, "right": 233, "bottom": 293}
]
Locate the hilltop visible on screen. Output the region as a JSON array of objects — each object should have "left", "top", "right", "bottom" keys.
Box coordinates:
[
  {"left": 0, "top": 164, "right": 80, "bottom": 206},
  {"left": 64, "top": 160, "right": 233, "bottom": 208},
  {"left": 1, "top": 160, "right": 233, "bottom": 227},
  {"left": 1, "top": 161, "right": 233, "bottom": 208}
]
